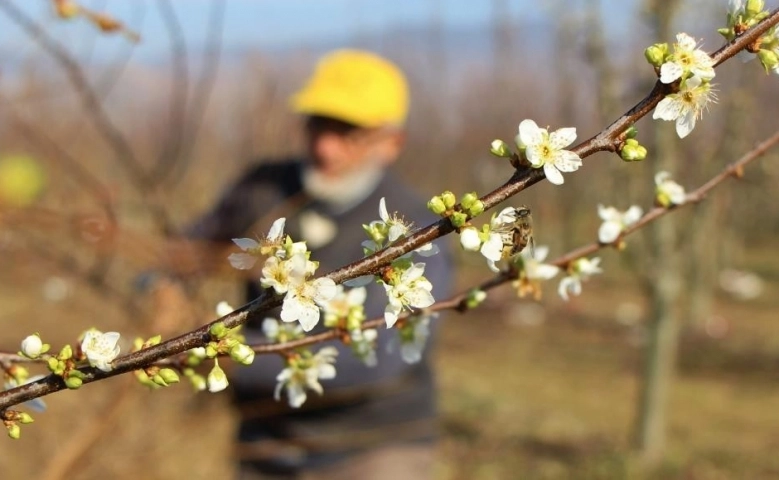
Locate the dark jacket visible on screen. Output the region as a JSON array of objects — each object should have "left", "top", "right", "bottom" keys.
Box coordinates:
[{"left": 187, "top": 159, "right": 452, "bottom": 473}]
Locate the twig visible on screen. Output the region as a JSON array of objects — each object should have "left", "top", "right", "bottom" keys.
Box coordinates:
[{"left": 1, "top": 9, "right": 778, "bottom": 412}]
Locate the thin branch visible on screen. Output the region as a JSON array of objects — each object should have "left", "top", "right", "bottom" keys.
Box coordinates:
[{"left": 1, "top": 9, "right": 778, "bottom": 411}]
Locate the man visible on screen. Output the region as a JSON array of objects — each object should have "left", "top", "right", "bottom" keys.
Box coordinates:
[{"left": 181, "top": 49, "right": 452, "bottom": 479}]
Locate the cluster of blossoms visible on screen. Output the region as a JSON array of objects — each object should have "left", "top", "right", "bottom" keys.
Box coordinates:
[
  {"left": 721, "top": 0, "right": 778, "bottom": 74},
  {"left": 230, "top": 218, "right": 337, "bottom": 332},
  {"left": 321, "top": 286, "right": 378, "bottom": 367},
  {"left": 647, "top": 33, "right": 717, "bottom": 138}
]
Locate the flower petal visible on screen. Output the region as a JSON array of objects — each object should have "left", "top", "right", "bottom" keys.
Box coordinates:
[
  {"left": 599, "top": 220, "right": 622, "bottom": 243},
  {"left": 549, "top": 127, "right": 577, "bottom": 150},
  {"left": 543, "top": 163, "right": 565, "bottom": 185},
  {"left": 232, "top": 238, "right": 259, "bottom": 251},
  {"left": 518, "top": 119, "right": 543, "bottom": 147}
]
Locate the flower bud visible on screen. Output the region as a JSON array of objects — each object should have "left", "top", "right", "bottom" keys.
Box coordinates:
[
  {"left": 47, "top": 358, "right": 61, "bottom": 374},
  {"left": 427, "top": 196, "right": 446, "bottom": 215},
  {"left": 207, "top": 362, "right": 229, "bottom": 393},
  {"left": 440, "top": 191, "right": 456, "bottom": 209},
  {"left": 58, "top": 344, "right": 73, "bottom": 360},
  {"left": 189, "top": 373, "right": 207, "bottom": 392},
  {"left": 620, "top": 139, "right": 647, "bottom": 162},
  {"left": 757, "top": 48, "right": 779, "bottom": 73},
  {"left": 644, "top": 43, "right": 668, "bottom": 67},
  {"left": 467, "top": 199, "right": 485, "bottom": 217},
  {"left": 625, "top": 125, "right": 638, "bottom": 139},
  {"left": 20, "top": 334, "right": 44, "bottom": 359},
  {"left": 145, "top": 335, "right": 162, "bottom": 347},
  {"left": 459, "top": 227, "right": 482, "bottom": 251},
  {"left": 64, "top": 376, "right": 83, "bottom": 389},
  {"left": 460, "top": 192, "right": 478, "bottom": 209},
  {"left": 17, "top": 413, "right": 34, "bottom": 424},
  {"left": 230, "top": 343, "right": 256, "bottom": 366},
  {"left": 489, "top": 139, "right": 512, "bottom": 158},
  {"left": 465, "top": 289, "right": 487, "bottom": 309},
  {"left": 449, "top": 212, "right": 469, "bottom": 228},
  {"left": 158, "top": 368, "right": 180, "bottom": 386},
  {"left": 7, "top": 423, "right": 21, "bottom": 440},
  {"left": 746, "top": 0, "right": 765, "bottom": 17},
  {"left": 209, "top": 321, "right": 229, "bottom": 340},
  {"left": 205, "top": 343, "right": 219, "bottom": 358}
]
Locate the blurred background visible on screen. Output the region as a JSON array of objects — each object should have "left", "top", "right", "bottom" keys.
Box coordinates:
[{"left": 1, "top": 0, "right": 779, "bottom": 478}]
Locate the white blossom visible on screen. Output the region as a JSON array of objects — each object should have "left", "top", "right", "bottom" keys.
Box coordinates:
[
  {"left": 598, "top": 205, "right": 643, "bottom": 244},
  {"left": 207, "top": 360, "right": 229, "bottom": 393},
  {"left": 20, "top": 334, "right": 44, "bottom": 358},
  {"left": 659, "top": 33, "right": 715, "bottom": 84},
  {"left": 228, "top": 218, "right": 286, "bottom": 269},
  {"left": 459, "top": 227, "right": 482, "bottom": 251},
  {"left": 516, "top": 119, "right": 582, "bottom": 185},
  {"left": 383, "top": 263, "right": 435, "bottom": 328},
  {"left": 320, "top": 286, "right": 367, "bottom": 327},
  {"left": 520, "top": 246, "right": 560, "bottom": 282},
  {"left": 653, "top": 75, "right": 716, "bottom": 138},
  {"left": 274, "top": 347, "right": 338, "bottom": 408},
  {"left": 559, "top": 257, "right": 603, "bottom": 301},
  {"left": 349, "top": 328, "right": 378, "bottom": 367},
  {"left": 399, "top": 314, "right": 434, "bottom": 364},
  {"left": 215, "top": 301, "right": 234, "bottom": 318},
  {"left": 260, "top": 256, "right": 295, "bottom": 294},
  {"left": 279, "top": 254, "right": 337, "bottom": 332},
  {"left": 655, "top": 171, "right": 687, "bottom": 206},
  {"left": 364, "top": 198, "right": 439, "bottom": 258},
  {"left": 81, "top": 330, "right": 121, "bottom": 372}
]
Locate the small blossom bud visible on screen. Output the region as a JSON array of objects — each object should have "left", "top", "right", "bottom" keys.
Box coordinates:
[
  {"left": 207, "top": 362, "right": 229, "bottom": 393},
  {"left": 186, "top": 371, "right": 207, "bottom": 391},
  {"left": 625, "top": 125, "right": 638, "bottom": 139},
  {"left": 7, "top": 423, "right": 21, "bottom": 440},
  {"left": 64, "top": 376, "right": 83, "bottom": 389},
  {"left": 157, "top": 368, "right": 180, "bottom": 386},
  {"left": 620, "top": 139, "right": 647, "bottom": 162},
  {"left": 459, "top": 227, "right": 482, "bottom": 251},
  {"left": 644, "top": 43, "right": 668, "bottom": 67},
  {"left": 746, "top": 0, "right": 765, "bottom": 16},
  {"left": 757, "top": 49, "right": 779, "bottom": 73},
  {"left": 146, "top": 335, "right": 162, "bottom": 347},
  {"left": 69, "top": 369, "right": 85, "bottom": 380},
  {"left": 205, "top": 343, "right": 219, "bottom": 358},
  {"left": 230, "top": 343, "right": 256, "bottom": 365},
  {"left": 209, "top": 321, "right": 229, "bottom": 340},
  {"left": 20, "top": 334, "right": 44, "bottom": 359},
  {"left": 460, "top": 192, "right": 478, "bottom": 209},
  {"left": 441, "top": 191, "right": 456, "bottom": 209},
  {"left": 489, "top": 139, "right": 512, "bottom": 158},
  {"left": 47, "top": 357, "right": 61, "bottom": 374},
  {"left": 465, "top": 289, "right": 487, "bottom": 309},
  {"left": 17, "top": 413, "right": 34, "bottom": 424},
  {"left": 450, "top": 212, "right": 469, "bottom": 228},
  {"left": 58, "top": 344, "right": 73, "bottom": 360},
  {"left": 427, "top": 196, "right": 446, "bottom": 215},
  {"left": 467, "top": 199, "right": 485, "bottom": 217}
]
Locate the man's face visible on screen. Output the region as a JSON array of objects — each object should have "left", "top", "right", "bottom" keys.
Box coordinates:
[{"left": 304, "top": 116, "right": 402, "bottom": 178}]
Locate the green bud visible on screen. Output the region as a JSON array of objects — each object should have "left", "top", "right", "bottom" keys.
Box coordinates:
[
  {"left": 205, "top": 343, "right": 219, "bottom": 358},
  {"left": 64, "top": 376, "right": 83, "bottom": 389},
  {"left": 465, "top": 289, "right": 487, "bottom": 309},
  {"left": 746, "top": 0, "right": 764, "bottom": 17},
  {"left": 58, "top": 344, "right": 73, "bottom": 360},
  {"left": 189, "top": 373, "right": 207, "bottom": 392},
  {"left": 449, "top": 212, "right": 469, "bottom": 228},
  {"left": 441, "top": 191, "right": 456, "bottom": 209},
  {"left": 489, "top": 139, "right": 512, "bottom": 158},
  {"left": 460, "top": 192, "right": 478, "bottom": 209},
  {"left": 427, "top": 196, "right": 446, "bottom": 215},
  {"left": 717, "top": 27, "right": 734, "bottom": 40},
  {"left": 230, "top": 343, "right": 256, "bottom": 366},
  {"left": 620, "top": 139, "right": 647, "bottom": 162},
  {"left": 17, "top": 413, "right": 34, "bottom": 424},
  {"left": 625, "top": 125, "right": 638, "bottom": 139},
  {"left": 467, "top": 199, "right": 485, "bottom": 217},
  {"left": 757, "top": 48, "right": 779, "bottom": 72},
  {"left": 146, "top": 335, "right": 162, "bottom": 347},
  {"left": 160, "top": 368, "right": 180, "bottom": 385},
  {"left": 68, "top": 369, "right": 86, "bottom": 379},
  {"left": 644, "top": 43, "right": 668, "bottom": 67},
  {"left": 209, "top": 321, "right": 229, "bottom": 340},
  {"left": 7, "top": 423, "right": 21, "bottom": 440},
  {"left": 47, "top": 357, "right": 60, "bottom": 373}
]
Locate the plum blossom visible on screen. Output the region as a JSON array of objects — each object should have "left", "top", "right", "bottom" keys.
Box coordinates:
[
  {"left": 653, "top": 75, "right": 716, "bottom": 138},
  {"left": 558, "top": 257, "right": 603, "bottom": 301},
  {"left": 514, "top": 246, "right": 560, "bottom": 300},
  {"left": 659, "top": 33, "right": 715, "bottom": 84},
  {"left": 279, "top": 254, "right": 337, "bottom": 332},
  {"left": 515, "top": 119, "right": 582, "bottom": 185},
  {"left": 81, "top": 329, "right": 121, "bottom": 372},
  {"left": 207, "top": 360, "right": 228, "bottom": 393},
  {"left": 228, "top": 217, "right": 287, "bottom": 270},
  {"left": 382, "top": 262, "right": 435, "bottom": 328},
  {"left": 598, "top": 205, "right": 643, "bottom": 244},
  {"left": 398, "top": 313, "right": 435, "bottom": 364},
  {"left": 655, "top": 171, "right": 687, "bottom": 207},
  {"left": 363, "top": 198, "right": 438, "bottom": 257},
  {"left": 20, "top": 334, "right": 45, "bottom": 359},
  {"left": 274, "top": 347, "right": 338, "bottom": 408}
]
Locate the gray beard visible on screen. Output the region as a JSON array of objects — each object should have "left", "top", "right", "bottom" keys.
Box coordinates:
[{"left": 302, "top": 162, "right": 385, "bottom": 214}]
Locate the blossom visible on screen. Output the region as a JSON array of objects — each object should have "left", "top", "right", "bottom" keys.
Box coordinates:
[
  {"left": 558, "top": 257, "right": 603, "bottom": 301},
  {"left": 659, "top": 33, "right": 715, "bottom": 84},
  {"left": 382, "top": 262, "right": 435, "bottom": 328},
  {"left": 653, "top": 75, "right": 716, "bottom": 138},
  {"left": 655, "top": 171, "right": 687, "bottom": 207},
  {"left": 274, "top": 347, "right": 338, "bottom": 408},
  {"left": 207, "top": 360, "right": 229, "bottom": 393},
  {"left": 515, "top": 119, "right": 582, "bottom": 185},
  {"left": 228, "top": 217, "right": 286, "bottom": 269},
  {"left": 320, "top": 286, "right": 367, "bottom": 329},
  {"left": 598, "top": 205, "right": 643, "bottom": 244},
  {"left": 215, "top": 301, "right": 234, "bottom": 318},
  {"left": 260, "top": 256, "right": 295, "bottom": 294},
  {"left": 262, "top": 317, "right": 303, "bottom": 343},
  {"left": 20, "top": 334, "right": 44, "bottom": 358},
  {"left": 349, "top": 328, "right": 378, "bottom": 367},
  {"left": 81, "top": 329, "right": 121, "bottom": 372},
  {"left": 363, "top": 198, "right": 438, "bottom": 257},
  {"left": 398, "top": 314, "right": 435, "bottom": 364},
  {"left": 279, "top": 254, "right": 337, "bottom": 332},
  {"left": 513, "top": 246, "right": 560, "bottom": 299}
]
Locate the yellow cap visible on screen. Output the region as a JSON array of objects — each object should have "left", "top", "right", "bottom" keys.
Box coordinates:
[{"left": 290, "top": 49, "right": 409, "bottom": 128}]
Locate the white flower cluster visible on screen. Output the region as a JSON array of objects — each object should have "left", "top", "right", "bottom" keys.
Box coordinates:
[
  {"left": 652, "top": 33, "right": 717, "bottom": 138},
  {"left": 460, "top": 206, "right": 531, "bottom": 273},
  {"left": 319, "top": 286, "right": 378, "bottom": 367},
  {"left": 229, "top": 218, "right": 337, "bottom": 332},
  {"left": 274, "top": 347, "right": 339, "bottom": 408},
  {"left": 516, "top": 119, "right": 582, "bottom": 185}
]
